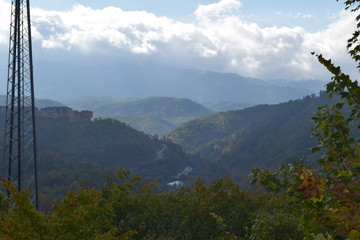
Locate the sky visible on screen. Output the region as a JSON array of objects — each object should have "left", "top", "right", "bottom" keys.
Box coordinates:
[
  {"left": 29, "top": 0, "right": 346, "bottom": 32},
  {"left": 0, "top": 0, "right": 358, "bottom": 98}
]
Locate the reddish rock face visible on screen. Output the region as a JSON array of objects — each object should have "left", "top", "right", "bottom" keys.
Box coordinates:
[{"left": 37, "top": 107, "right": 93, "bottom": 121}]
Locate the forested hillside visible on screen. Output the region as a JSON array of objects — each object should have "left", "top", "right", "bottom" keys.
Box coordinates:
[
  {"left": 0, "top": 107, "right": 202, "bottom": 211},
  {"left": 168, "top": 92, "right": 333, "bottom": 184},
  {"left": 107, "top": 114, "right": 177, "bottom": 136}
]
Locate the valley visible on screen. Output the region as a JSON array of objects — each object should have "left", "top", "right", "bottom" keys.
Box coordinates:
[{"left": 0, "top": 89, "right": 335, "bottom": 211}]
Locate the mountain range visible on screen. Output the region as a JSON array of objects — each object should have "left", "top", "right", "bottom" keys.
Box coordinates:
[{"left": 31, "top": 60, "right": 325, "bottom": 104}]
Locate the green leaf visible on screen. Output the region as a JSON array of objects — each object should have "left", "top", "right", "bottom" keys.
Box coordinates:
[
  {"left": 314, "top": 233, "right": 327, "bottom": 240},
  {"left": 350, "top": 229, "right": 360, "bottom": 240}
]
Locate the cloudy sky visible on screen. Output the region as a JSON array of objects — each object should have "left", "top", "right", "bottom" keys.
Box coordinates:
[{"left": 0, "top": 0, "right": 358, "bottom": 98}]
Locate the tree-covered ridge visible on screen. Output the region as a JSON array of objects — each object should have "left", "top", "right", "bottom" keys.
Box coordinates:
[
  {"left": 168, "top": 93, "right": 335, "bottom": 184},
  {"left": 0, "top": 107, "right": 202, "bottom": 211},
  {"left": 108, "top": 114, "right": 177, "bottom": 136},
  {"left": 36, "top": 117, "right": 200, "bottom": 182},
  {"left": 36, "top": 117, "right": 157, "bottom": 169},
  {"left": 168, "top": 94, "right": 322, "bottom": 153}
]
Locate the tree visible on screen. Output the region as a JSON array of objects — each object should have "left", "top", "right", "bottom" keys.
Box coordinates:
[{"left": 251, "top": 0, "right": 360, "bottom": 239}]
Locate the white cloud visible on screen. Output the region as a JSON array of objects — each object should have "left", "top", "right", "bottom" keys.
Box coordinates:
[
  {"left": 276, "top": 11, "right": 313, "bottom": 19},
  {"left": 29, "top": 4, "right": 198, "bottom": 55},
  {"left": 194, "top": 0, "right": 242, "bottom": 21},
  {"left": 291, "top": 13, "right": 313, "bottom": 19},
  {"left": 0, "top": 0, "right": 357, "bottom": 81},
  {"left": 304, "top": 11, "right": 355, "bottom": 59}
]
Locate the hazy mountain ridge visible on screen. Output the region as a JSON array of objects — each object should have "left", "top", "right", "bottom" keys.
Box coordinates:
[
  {"left": 65, "top": 96, "right": 214, "bottom": 135},
  {"left": 202, "top": 101, "right": 255, "bottom": 112},
  {"left": 34, "top": 60, "right": 325, "bottom": 103},
  {"left": 0, "top": 95, "right": 64, "bottom": 109},
  {"left": 268, "top": 79, "right": 326, "bottom": 93},
  {"left": 93, "top": 97, "right": 212, "bottom": 119},
  {"left": 62, "top": 96, "right": 134, "bottom": 110}
]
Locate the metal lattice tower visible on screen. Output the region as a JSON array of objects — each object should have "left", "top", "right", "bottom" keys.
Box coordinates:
[{"left": 3, "top": 0, "right": 38, "bottom": 208}]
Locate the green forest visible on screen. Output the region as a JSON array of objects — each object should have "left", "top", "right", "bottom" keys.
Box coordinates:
[
  {"left": 168, "top": 92, "right": 333, "bottom": 184},
  {"left": 1, "top": 0, "right": 360, "bottom": 239}
]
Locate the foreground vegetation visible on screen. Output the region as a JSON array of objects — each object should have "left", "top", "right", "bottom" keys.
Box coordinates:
[{"left": 0, "top": 170, "right": 304, "bottom": 240}]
